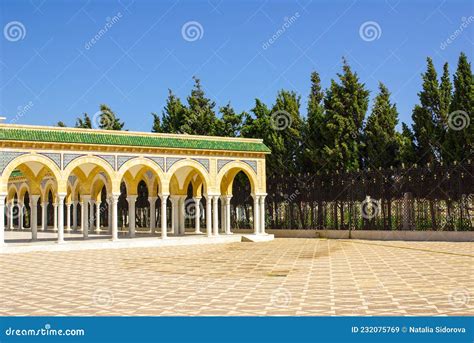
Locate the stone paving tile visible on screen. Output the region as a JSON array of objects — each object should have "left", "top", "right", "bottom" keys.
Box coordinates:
[{"left": 0, "top": 238, "right": 472, "bottom": 316}]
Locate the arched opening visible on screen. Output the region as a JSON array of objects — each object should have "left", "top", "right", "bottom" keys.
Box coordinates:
[
  {"left": 2, "top": 156, "right": 60, "bottom": 243},
  {"left": 168, "top": 164, "right": 207, "bottom": 236},
  {"left": 117, "top": 160, "right": 163, "bottom": 238},
  {"left": 229, "top": 172, "right": 253, "bottom": 230},
  {"left": 217, "top": 162, "right": 260, "bottom": 235},
  {"left": 63, "top": 157, "right": 114, "bottom": 241}
]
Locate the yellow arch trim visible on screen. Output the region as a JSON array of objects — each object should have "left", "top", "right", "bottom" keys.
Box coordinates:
[
  {"left": 0, "top": 154, "right": 62, "bottom": 193},
  {"left": 216, "top": 161, "right": 258, "bottom": 195},
  {"left": 117, "top": 157, "right": 164, "bottom": 194},
  {"left": 166, "top": 159, "right": 210, "bottom": 194},
  {"left": 62, "top": 155, "right": 116, "bottom": 193}
]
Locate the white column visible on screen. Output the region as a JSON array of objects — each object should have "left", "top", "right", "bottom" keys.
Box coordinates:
[
  {"left": 160, "top": 194, "right": 168, "bottom": 239},
  {"left": 4, "top": 203, "right": 9, "bottom": 230},
  {"left": 41, "top": 202, "right": 47, "bottom": 231},
  {"left": 106, "top": 199, "right": 112, "bottom": 234},
  {"left": 53, "top": 202, "right": 58, "bottom": 231},
  {"left": 149, "top": 196, "right": 157, "bottom": 234},
  {"left": 9, "top": 201, "right": 14, "bottom": 230},
  {"left": 66, "top": 202, "right": 71, "bottom": 231},
  {"left": 0, "top": 194, "right": 6, "bottom": 246},
  {"left": 19, "top": 203, "right": 24, "bottom": 230},
  {"left": 194, "top": 197, "right": 201, "bottom": 233},
  {"left": 225, "top": 195, "right": 232, "bottom": 235},
  {"left": 220, "top": 197, "right": 226, "bottom": 234},
  {"left": 170, "top": 196, "right": 177, "bottom": 235},
  {"left": 82, "top": 196, "right": 90, "bottom": 239},
  {"left": 212, "top": 195, "right": 219, "bottom": 236},
  {"left": 110, "top": 193, "right": 120, "bottom": 241},
  {"left": 95, "top": 201, "right": 101, "bottom": 233},
  {"left": 57, "top": 193, "right": 66, "bottom": 243},
  {"left": 205, "top": 195, "right": 212, "bottom": 237},
  {"left": 259, "top": 195, "right": 266, "bottom": 234},
  {"left": 30, "top": 195, "right": 39, "bottom": 241},
  {"left": 253, "top": 195, "right": 260, "bottom": 235},
  {"left": 179, "top": 196, "right": 186, "bottom": 235},
  {"left": 72, "top": 201, "right": 78, "bottom": 229},
  {"left": 127, "top": 195, "right": 137, "bottom": 238}
]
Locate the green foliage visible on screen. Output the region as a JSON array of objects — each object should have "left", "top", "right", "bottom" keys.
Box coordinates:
[
  {"left": 181, "top": 77, "right": 218, "bottom": 135},
  {"left": 56, "top": 121, "right": 67, "bottom": 127},
  {"left": 363, "top": 83, "right": 399, "bottom": 168},
  {"left": 444, "top": 53, "right": 473, "bottom": 163},
  {"left": 98, "top": 104, "right": 124, "bottom": 130},
  {"left": 321, "top": 59, "right": 369, "bottom": 171},
  {"left": 160, "top": 89, "right": 187, "bottom": 133},
  {"left": 304, "top": 71, "right": 325, "bottom": 172},
  {"left": 215, "top": 103, "right": 243, "bottom": 137},
  {"left": 75, "top": 113, "right": 92, "bottom": 128}
]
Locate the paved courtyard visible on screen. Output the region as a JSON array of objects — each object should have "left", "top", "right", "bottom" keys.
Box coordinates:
[{"left": 0, "top": 238, "right": 472, "bottom": 316}]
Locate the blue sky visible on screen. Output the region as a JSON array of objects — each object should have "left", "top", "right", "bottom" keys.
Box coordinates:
[{"left": 0, "top": 0, "right": 472, "bottom": 131}]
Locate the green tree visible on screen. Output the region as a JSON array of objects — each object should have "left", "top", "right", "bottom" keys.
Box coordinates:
[
  {"left": 56, "top": 121, "right": 67, "bottom": 127},
  {"left": 270, "top": 90, "right": 304, "bottom": 173},
  {"left": 161, "top": 90, "right": 187, "bottom": 133},
  {"left": 151, "top": 112, "right": 162, "bottom": 133},
  {"left": 303, "top": 71, "right": 326, "bottom": 172},
  {"left": 363, "top": 83, "right": 400, "bottom": 168},
  {"left": 182, "top": 77, "right": 218, "bottom": 135},
  {"left": 398, "top": 123, "right": 417, "bottom": 165},
  {"left": 412, "top": 57, "right": 442, "bottom": 164},
  {"left": 98, "top": 104, "right": 124, "bottom": 130},
  {"left": 321, "top": 59, "right": 369, "bottom": 171},
  {"left": 215, "top": 103, "right": 243, "bottom": 137},
  {"left": 75, "top": 113, "right": 92, "bottom": 128},
  {"left": 444, "top": 52, "right": 473, "bottom": 163}
]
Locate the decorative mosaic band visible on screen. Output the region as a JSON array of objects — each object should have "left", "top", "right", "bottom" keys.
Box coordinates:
[
  {"left": 146, "top": 156, "right": 165, "bottom": 171},
  {"left": 217, "top": 159, "right": 233, "bottom": 173},
  {"left": 242, "top": 160, "right": 258, "bottom": 173},
  {"left": 63, "top": 154, "right": 85, "bottom": 169},
  {"left": 193, "top": 158, "right": 210, "bottom": 172},
  {"left": 95, "top": 155, "right": 116, "bottom": 170},
  {"left": 166, "top": 157, "right": 184, "bottom": 172},
  {"left": 117, "top": 156, "right": 135, "bottom": 170},
  {"left": 0, "top": 151, "right": 26, "bottom": 174},
  {"left": 39, "top": 153, "right": 61, "bottom": 169}
]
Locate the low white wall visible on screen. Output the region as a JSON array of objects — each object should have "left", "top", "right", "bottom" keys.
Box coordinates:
[
  {"left": 320, "top": 230, "right": 474, "bottom": 242},
  {"left": 234, "top": 229, "right": 474, "bottom": 242}
]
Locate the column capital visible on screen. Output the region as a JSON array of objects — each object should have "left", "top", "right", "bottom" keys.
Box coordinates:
[
  {"left": 127, "top": 195, "right": 138, "bottom": 201},
  {"left": 159, "top": 194, "right": 169, "bottom": 202},
  {"left": 148, "top": 196, "right": 158, "bottom": 201},
  {"left": 109, "top": 193, "right": 121, "bottom": 202}
]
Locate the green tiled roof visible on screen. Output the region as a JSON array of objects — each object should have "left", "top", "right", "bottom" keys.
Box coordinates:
[
  {"left": 0, "top": 127, "right": 270, "bottom": 153},
  {"left": 11, "top": 170, "right": 23, "bottom": 177}
]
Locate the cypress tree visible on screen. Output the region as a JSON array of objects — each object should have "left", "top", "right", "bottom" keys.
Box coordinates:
[
  {"left": 444, "top": 52, "right": 473, "bottom": 162},
  {"left": 75, "top": 113, "right": 92, "bottom": 128},
  {"left": 161, "top": 89, "right": 187, "bottom": 133},
  {"left": 151, "top": 112, "right": 162, "bottom": 133},
  {"left": 182, "top": 77, "right": 218, "bottom": 135},
  {"left": 363, "top": 83, "right": 399, "bottom": 168},
  {"left": 215, "top": 103, "right": 243, "bottom": 137},
  {"left": 304, "top": 71, "right": 325, "bottom": 172},
  {"left": 98, "top": 104, "right": 124, "bottom": 130},
  {"left": 322, "top": 59, "right": 369, "bottom": 171},
  {"left": 412, "top": 57, "right": 441, "bottom": 164}
]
